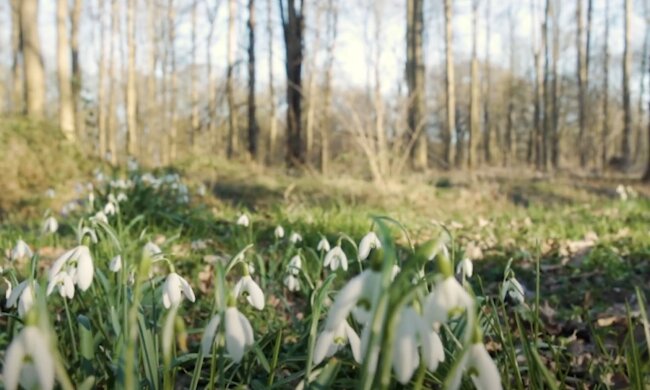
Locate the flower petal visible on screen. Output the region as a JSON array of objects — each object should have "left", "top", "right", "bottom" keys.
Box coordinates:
[
  {"left": 244, "top": 277, "right": 265, "bottom": 310},
  {"left": 324, "top": 271, "right": 368, "bottom": 330},
  {"left": 313, "top": 330, "right": 335, "bottom": 365},
  {"left": 23, "top": 327, "right": 55, "bottom": 390},
  {"left": 3, "top": 332, "right": 26, "bottom": 390},
  {"left": 225, "top": 308, "right": 246, "bottom": 362},
  {"left": 201, "top": 315, "right": 221, "bottom": 355},
  {"left": 469, "top": 344, "right": 503, "bottom": 390},
  {"left": 343, "top": 321, "right": 362, "bottom": 364},
  {"left": 178, "top": 275, "right": 196, "bottom": 303},
  {"left": 75, "top": 246, "right": 94, "bottom": 291}
]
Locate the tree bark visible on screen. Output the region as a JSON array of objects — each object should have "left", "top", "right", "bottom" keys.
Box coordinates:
[
  {"left": 443, "top": 0, "right": 455, "bottom": 167},
  {"left": 483, "top": 0, "right": 492, "bottom": 164},
  {"left": 267, "top": 0, "right": 277, "bottom": 164},
  {"left": 227, "top": 0, "right": 239, "bottom": 159},
  {"left": 248, "top": 0, "right": 260, "bottom": 160},
  {"left": 107, "top": 0, "right": 119, "bottom": 165},
  {"left": 304, "top": 6, "right": 322, "bottom": 165},
  {"left": 505, "top": 6, "right": 516, "bottom": 166},
  {"left": 280, "top": 0, "right": 306, "bottom": 167},
  {"left": 71, "top": 0, "right": 84, "bottom": 141},
  {"left": 190, "top": 0, "right": 199, "bottom": 150},
  {"left": 126, "top": 0, "right": 138, "bottom": 157},
  {"left": 576, "top": 0, "right": 587, "bottom": 167},
  {"left": 621, "top": 0, "right": 632, "bottom": 165},
  {"left": 98, "top": 0, "right": 107, "bottom": 159},
  {"left": 551, "top": 0, "right": 560, "bottom": 168},
  {"left": 10, "top": 0, "right": 23, "bottom": 113},
  {"left": 406, "top": 0, "right": 427, "bottom": 170},
  {"left": 20, "top": 0, "right": 45, "bottom": 118},
  {"left": 57, "top": 0, "right": 76, "bottom": 141},
  {"left": 167, "top": 0, "right": 177, "bottom": 163},
  {"left": 468, "top": 0, "right": 479, "bottom": 169},
  {"left": 602, "top": 0, "right": 610, "bottom": 169},
  {"left": 321, "top": 0, "right": 337, "bottom": 175}
]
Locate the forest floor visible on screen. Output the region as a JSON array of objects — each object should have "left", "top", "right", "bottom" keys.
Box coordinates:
[{"left": 1, "top": 161, "right": 649, "bottom": 388}]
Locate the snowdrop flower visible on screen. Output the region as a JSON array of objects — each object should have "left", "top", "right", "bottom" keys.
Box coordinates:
[
  {"left": 446, "top": 342, "right": 502, "bottom": 390},
  {"left": 127, "top": 157, "right": 139, "bottom": 171},
  {"left": 117, "top": 192, "right": 128, "bottom": 202},
  {"left": 5, "top": 280, "right": 35, "bottom": 317},
  {"left": 236, "top": 214, "right": 250, "bottom": 227},
  {"left": 92, "top": 211, "right": 108, "bottom": 224},
  {"left": 161, "top": 272, "right": 196, "bottom": 309},
  {"left": 42, "top": 216, "right": 59, "bottom": 235},
  {"left": 289, "top": 232, "right": 303, "bottom": 244},
  {"left": 500, "top": 277, "right": 525, "bottom": 305},
  {"left": 109, "top": 255, "right": 122, "bottom": 272},
  {"left": 313, "top": 319, "right": 361, "bottom": 365},
  {"left": 143, "top": 242, "right": 163, "bottom": 259},
  {"left": 274, "top": 225, "right": 285, "bottom": 239},
  {"left": 46, "top": 272, "right": 75, "bottom": 299},
  {"left": 358, "top": 232, "right": 381, "bottom": 261},
  {"left": 419, "top": 319, "right": 445, "bottom": 372},
  {"left": 45, "top": 188, "right": 56, "bottom": 198},
  {"left": 324, "top": 246, "right": 348, "bottom": 271},
  {"left": 616, "top": 184, "right": 628, "bottom": 201},
  {"left": 4, "top": 278, "right": 12, "bottom": 300},
  {"left": 197, "top": 184, "right": 207, "bottom": 197},
  {"left": 325, "top": 269, "right": 382, "bottom": 328},
  {"left": 317, "top": 237, "right": 331, "bottom": 252},
  {"left": 104, "top": 201, "right": 117, "bottom": 216},
  {"left": 201, "top": 306, "right": 255, "bottom": 363},
  {"left": 391, "top": 307, "right": 422, "bottom": 384},
  {"left": 423, "top": 276, "right": 474, "bottom": 325},
  {"left": 456, "top": 258, "right": 473, "bottom": 279},
  {"left": 10, "top": 240, "right": 33, "bottom": 261},
  {"left": 288, "top": 255, "right": 302, "bottom": 275},
  {"left": 233, "top": 275, "right": 265, "bottom": 310},
  {"left": 49, "top": 246, "right": 94, "bottom": 292},
  {"left": 3, "top": 326, "right": 55, "bottom": 390},
  {"left": 284, "top": 274, "right": 300, "bottom": 292},
  {"left": 391, "top": 264, "right": 401, "bottom": 280}
]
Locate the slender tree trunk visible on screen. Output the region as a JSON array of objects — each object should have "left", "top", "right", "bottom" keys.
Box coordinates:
[
  {"left": 551, "top": 0, "right": 560, "bottom": 168},
  {"left": 305, "top": 6, "right": 322, "bottom": 165},
  {"left": 576, "top": 0, "right": 587, "bottom": 167},
  {"left": 621, "top": 0, "right": 632, "bottom": 165},
  {"left": 71, "top": 0, "right": 84, "bottom": 141},
  {"left": 57, "top": 0, "right": 76, "bottom": 141},
  {"left": 20, "top": 0, "right": 45, "bottom": 118},
  {"left": 190, "top": 0, "right": 199, "bottom": 150},
  {"left": 10, "top": 0, "right": 23, "bottom": 113},
  {"left": 602, "top": 0, "right": 610, "bottom": 169},
  {"left": 248, "top": 0, "right": 260, "bottom": 160},
  {"left": 468, "top": 0, "right": 479, "bottom": 169},
  {"left": 584, "top": 0, "right": 592, "bottom": 165},
  {"left": 542, "top": 0, "right": 550, "bottom": 170},
  {"left": 227, "top": 0, "right": 239, "bottom": 159},
  {"left": 530, "top": 0, "right": 544, "bottom": 169},
  {"left": 643, "top": 47, "right": 650, "bottom": 181},
  {"left": 126, "top": 0, "right": 138, "bottom": 157},
  {"left": 145, "top": 0, "right": 157, "bottom": 164},
  {"left": 168, "top": 0, "right": 177, "bottom": 163},
  {"left": 406, "top": 0, "right": 427, "bottom": 170},
  {"left": 280, "top": 0, "right": 306, "bottom": 167},
  {"left": 107, "top": 0, "right": 119, "bottom": 165},
  {"left": 374, "top": 2, "right": 387, "bottom": 176},
  {"left": 267, "top": 0, "right": 277, "bottom": 164},
  {"left": 321, "top": 0, "right": 337, "bottom": 174},
  {"left": 483, "top": 0, "right": 492, "bottom": 164},
  {"left": 206, "top": 4, "right": 218, "bottom": 149},
  {"left": 443, "top": 0, "right": 455, "bottom": 167},
  {"left": 505, "top": 6, "right": 516, "bottom": 166},
  {"left": 635, "top": 6, "right": 649, "bottom": 163},
  {"left": 98, "top": 0, "right": 107, "bottom": 159}
]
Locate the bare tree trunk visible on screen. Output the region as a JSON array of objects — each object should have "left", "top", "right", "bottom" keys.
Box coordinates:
[
  {"left": 206, "top": 3, "right": 219, "bottom": 150},
  {"left": 280, "top": 0, "right": 306, "bottom": 167},
  {"left": 635, "top": 4, "right": 649, "bottom": 163},
  {"left": 20, "top": 0, "right": 45, "bottom": 118},
  {"left": 107, "top": 0, "right": 119, "bottom": 165},
  {"left": 551, "top": 0, "right": 560, "bottom": 168},
  {"left": 530, "top": 0, "right": 544, "bottom": 169},
  {"left": 168, "top": 0, "right": 177, "bottom": 163},
  {"left": 621, "top": 0, "right": 632, "bottom": 165},
  {"left": 247, "top": 0, "right": 260, "bottom": 160},
  {"left": 443, "top": 0, "right": 455, "bottom": 167},
  {"left": 602, "top": 0, "right": 610, "bottom": 169},
  {"left": 267, "top": 0, "right": 277, "bottom": 164},
  {"left": 321, "top": 0, "right": 337, "bottom": 175},
  {"left": 505, "top": 6, "right": 516, "bottom": 166},
  {"left": 483, "top": 0, "right": 492, "bottom": 164},
  {"left": 468, "top": 0, "right": 479, "bottom": 169},
  {"left": 227, "top": 0, "right": 239, "bottom": 159},
  {"left": 190, "top": 0, "right": 199, "bottom": 150},
  {"left": 542, "top": 0, "right": 550, "bottom": 170},
  {"left": 71, "top": 0, "right": 84, "bottom": 141},
  {"left": 126, "top": 0, "right": 138, "bottom": 158},
  {"left": 98, "top": 0, "right": 107, "bottom": 159},
  {"left": 584, "top": 0, "right": 592, "bottom": 165},
  {"left": 373, "top": 1, "right": 387, "bottom": 176},
  {"left": 643, "top": 47, "right": 650, "bottom": 181},
  {"left": 145, "top": 0, "right": 158, "bottom": 164},
  {"left": 57, "top": 0, "right": 76, "bottom": 141},
  {"left": 10, "top": 0, "right": 23, "bottom": 113},
  {"left": 576, "top": 0, "right": 587, "bottom": 167},
  {"left": 304, "top": 6, "right": 322, "bottom": 165},
  {"left": 406, "top": 0, "right": 427, "bottom": 170}
]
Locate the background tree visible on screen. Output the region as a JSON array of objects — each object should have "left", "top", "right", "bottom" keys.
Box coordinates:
[
  {"left": 406, "top": 0, "right": 427, "bottom": 170},
  {"left": 621, "top": 0, "right": 632, "bottom": 166},
  {"left": 468, "top": 0, "right": 479, "bottom": 169},
  {"left": 20, "top": 0, "right": 45, "bottom": 118},
  {"left": 57, "top": 0, "right": 76, "bottom": 141},
  {"left": 248, "top": 0, "right": 260, "bottom": 160},
  {"left": 443, "top": 0, "right": 455, "bottom": 167},
  {"left": 226, "top": 0, "right": 239, "bottom": 159}
]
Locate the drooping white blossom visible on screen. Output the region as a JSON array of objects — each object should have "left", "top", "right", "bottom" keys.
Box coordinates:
[
  {"left": 313, "top": 319, "right": 361, "bottom": 365},
  {"left": 201, "top": 307, "right": 255, "bottom": 363},
  {"left": 3, "top": 326, "right": 55, "bottom": 390},
  {"left": 358, "top": 232, "right": 381, "bottom": 261},
  {"left": 233, "top": 275, "right": 265, "bottom": 310},
  {"left": 274, "top": 225, "right": 285, "bottom": 239},
  {"left": 317, "top": 237, "right": 331, "bottom": 252},
  {"left": 49, "top": 245, "right": 95, "bottom": 292},
  {"left": 324, "top": 246, "right": 348, "bottom": 271},
  {"left": 10, "top": 240, "right": 33, "bottom": 261},
  {"left": 161, "top": 272, "right": 196, "bottom": 308}
]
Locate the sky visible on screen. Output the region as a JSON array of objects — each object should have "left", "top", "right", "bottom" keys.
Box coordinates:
[{"left": 0, "top": 0, "right": 647, "bottom": 98}]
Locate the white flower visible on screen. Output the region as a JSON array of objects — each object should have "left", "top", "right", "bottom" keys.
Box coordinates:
[
  {"left": 274, "top": 225, "right": 285, "bottom": 239},
  {"left": 392, "top": 307, "right": 421, "bottom": 384},
  {"left": 313, "top": 320, "right": 361, "bottom": 365},
  {"left": 616, "top": 184, "right": 628, "bottom": 201},
  {"left": 419, "top": 320, "right": 445, "bottom": 372},
  {"left": 104, "top": 201, "right": 117, "bottom": 216},
  {"left": 46, "top": 272, "right": 75, "bottom": 299},
  {"left": 317, "top": 237, "right": 331, "bottom": 252},
  {"left": 456, "top": 258, "right": 473, "bottom": 279},
  {"left": 161, "top": 272, "right": 196, "bottom": 309},
  {"left": 358, "top": 232, "right": 381, "bottom": 261},
  {"left": 88, "top": 192, "right": 95, "bottom": 206},
  {"left": 109, "top": 255, "right": 122, "bottom": 272},
  {"left": 391, "top": 264, "right": 401, "bottom": 280},
  {"left": 10, "top": 240, "right": 33, "bottom": 261},
  {"left": 236, "top": 214, "right": 250, "bottom": 227},
  {"left": 143, "top": 242, "right": 163, "bottom": 259},
  {"left": 45, "top": 188, "right": 56, "bottom": 198},
  {"left": 92, "top": 211, "right": 108, "bottom": 224},
  {"left": 117, "top": 192, "right": 128, "bottom": 202},
  {"left": 500, "top": 277, "right": 525, "bottom": 305},
  {"left": 233, "top": 275, "right": 265, "bottom": 310},
  {"left": 3, "top": 326, "right": 55, "bottom": 390},
  {"left": 201, "top": 307, "right": 255, "bottom": 363},
  {"left": 289, "top": 232, "right": 303, "bottom": 244},
  {"left": 324, "top": 246, "right": 348, "bottom": 271},
  {"left": 284, "top": 274, "right": 300, "bottom": 291},
  {"left": 288, "top": 255, "right": 302, "bottom": 275},
  {"left": 49, "top": 245, "right": 94, "bottom": 292},
  {"left": 447, "top": 343, "right": 502, "bottom": 390},
  {"left": 423, "top": 277, "right": 474, "bottom": 325},
  {"left": 325, "top": 269, "right": 382, "bottom": 328},
  {"left": 5, "top": 280, "right": 35, "bottom": 317},
  {"left": 42, "top": 216, "right": 59, "bottom": 235},
  {"left": 4, "top": 278, "right": 12, "bottom": 300}
]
